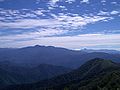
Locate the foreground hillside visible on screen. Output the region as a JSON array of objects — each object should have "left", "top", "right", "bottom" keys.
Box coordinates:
[
  {"left": 3, "top": 58, "right": 120, "bottom": 90},
  {"left": 0, "top": 61, "right": 71, "bottom": 88}
]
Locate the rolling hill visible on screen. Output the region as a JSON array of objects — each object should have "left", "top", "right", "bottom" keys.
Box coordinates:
[
  {"left": 0, "top": 61, "right": 71, "bottom": 89},
  {"left": 3, "top": 58, "right": 120, "bottom": 90}
]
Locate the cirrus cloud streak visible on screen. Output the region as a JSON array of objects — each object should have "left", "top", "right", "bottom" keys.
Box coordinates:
[{"left": 0, "top": 33, "right": 120, "bottom": 50}]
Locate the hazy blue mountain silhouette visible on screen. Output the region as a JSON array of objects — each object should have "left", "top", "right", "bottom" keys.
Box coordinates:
[
  {"left": 0, "top": 45, "right": 120, "bottom": 68},
  {"left": 81, "top": 48, "right": 120, "bottom": 54}
]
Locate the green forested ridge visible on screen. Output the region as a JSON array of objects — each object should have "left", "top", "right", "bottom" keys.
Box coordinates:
[
  {"left": 0, "top": 62, "right": 71, "bottom": 89},
  {"left": 3, "top": 58, "right": 120, "bottom": 90}
]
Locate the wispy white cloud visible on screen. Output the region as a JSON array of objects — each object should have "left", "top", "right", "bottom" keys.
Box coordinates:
[
  {"left": 111, "top": 2, "right": 117, "bottom": 5},
  {"left": 0, "top": 33, "right": 120, "bottom": 50},
  {"left": 36, "top": 29, "right": 67, "bottom": 37},
  {"left": 101, "top": 0, "right": 106, "bottom": 3},
  {"left": 0, "top": 30, "right": 60, "bottom": 41},
  {"left": 0, "top": 8, "right": 50, "bottom": 20},
  {"left": 103, "top": 29, "right": 120, "bottom": 33},
  {"left": 98, "top": 10, "right": 120, "bottom": 16},
  {"left": 65, "top": 0, "right": 75, "bottom": 4},
  {"left": 110, "top": 11, "right": 120, "bottom": 15},
  {"left": 0, "top": 13, "right": 112, "bottom": 30},
  {"left": 98, "top": 11, "right": 110, "bottom": 16},
  {"left": 0, "top": 9, "right": 113, "bottom": 39},
  {"left": 80, "top": 0, "right": 89, "bottom": 4},
  {"left": 48, "top": 0, "right": 60, "bottom": 7}
]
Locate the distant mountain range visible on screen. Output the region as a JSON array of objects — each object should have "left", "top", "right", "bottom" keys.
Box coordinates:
[
  {"left": 0, "top": 45, "right": 120, "bottom": 68},
  {"left": 3, "top": 58, "right": 120, "bottom": 90},
  {"left": 81, "top": 48, "right": 120, "bottom": 54}
]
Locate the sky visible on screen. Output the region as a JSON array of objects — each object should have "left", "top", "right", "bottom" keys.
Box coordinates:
[{"left": 0, "top": 0, "right": 120, "bottom": 50}]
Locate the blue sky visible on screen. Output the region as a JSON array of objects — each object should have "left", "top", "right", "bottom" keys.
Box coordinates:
[{"left": 0, "top": 0, "right": 120, "bottom": 50}]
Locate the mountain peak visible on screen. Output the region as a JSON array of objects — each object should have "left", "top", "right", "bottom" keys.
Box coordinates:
[
  {"left": 77, "top": 58, "right": 119, "bottom": 75},
  {"left": 88, "top": 58, "right": 112, "bottom": 64},
  {"left": 92, "top": 58, "right": 116, "bottom": 64},
  {"left": 80, "top": 49, "right": 120, "bottom": 54},
  {"left": 34, "top": 45, "right": 41, "bottom": 47},
  {"left": 33, "top": 45, "right": 55, "bottom": 48},
  {"left": 87, "top": 58, "right": 117, "bottom": 66}
]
